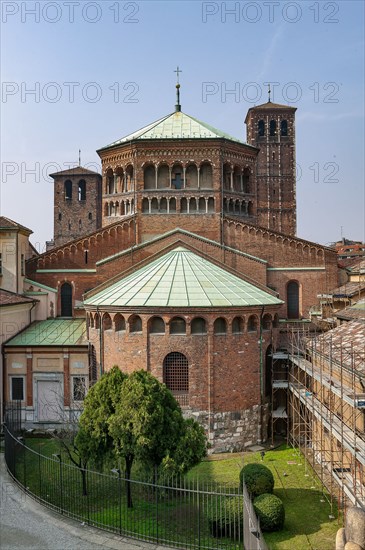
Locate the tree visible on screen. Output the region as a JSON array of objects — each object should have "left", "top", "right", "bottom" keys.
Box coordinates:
[
  {"left": 76, "top": 366, "right": 126, "bottom": 466},
  {"left": 79, "top": 368, "right": 207, "bottom": 508}
]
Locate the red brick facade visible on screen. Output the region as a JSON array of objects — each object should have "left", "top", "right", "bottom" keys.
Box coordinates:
[{"left": 24, "top": 102, "right": 339, "bottom": 451}]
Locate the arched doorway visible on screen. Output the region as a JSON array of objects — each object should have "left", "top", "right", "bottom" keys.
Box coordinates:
[{"left": 60, "top": 283, "right": 72, "bottom": 317}]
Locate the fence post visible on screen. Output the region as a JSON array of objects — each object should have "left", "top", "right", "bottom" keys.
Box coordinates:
[
  {"left": 196, "top": 478, "right": 201, "bottom": 549},
  {"left": 111, "top": 468, "right": 122, "bottom": 535},
  {"left": 53, "top": 454, "right": 63, "bottom": 514},
  {"left": 155, "top": 465, "right": 159, "bottom": 543}
]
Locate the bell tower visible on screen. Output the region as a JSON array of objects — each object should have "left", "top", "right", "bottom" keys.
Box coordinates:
[
  {"left": 245, "top": 100, "right": 297, "bottom": 235},
  {"left": 49, "top": 166, "right": 102, "bottom": 248}
]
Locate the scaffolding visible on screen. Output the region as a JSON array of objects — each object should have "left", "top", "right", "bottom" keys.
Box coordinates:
[{"left": 287, "top": 323, "right": 365, "bottom": 512}]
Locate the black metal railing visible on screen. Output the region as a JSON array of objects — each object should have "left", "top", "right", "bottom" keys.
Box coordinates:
[{"left": 4, "top": 425, "right": 267, "bottom": 550}]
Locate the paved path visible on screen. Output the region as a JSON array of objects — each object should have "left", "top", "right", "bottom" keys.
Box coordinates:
[{"left": 0, "top": 455, "right": 173, "bottom": 550}]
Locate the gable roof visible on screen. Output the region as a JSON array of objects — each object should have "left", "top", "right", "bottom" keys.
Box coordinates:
[
  {"left": 98, "top": 110, "right": 254, "bottom": 151},
  {"left": 84, "top": 246, "right": 282, "bottom": 308},
  {"left": 0, "top": 216, "right": 32, "bottom": 235}
]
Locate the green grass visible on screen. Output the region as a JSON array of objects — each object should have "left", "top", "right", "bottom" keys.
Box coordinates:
[
  {"left": 14, "top": 438, "right": 339, "bottom": 550},
  {"left": 188, "top": 445, "right": 340, "bottom": 550}
]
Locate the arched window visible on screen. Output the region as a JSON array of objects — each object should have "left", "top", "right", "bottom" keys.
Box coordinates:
[
  {"left": 200, "top": 162, "right": 213, "bottom": 189},
  {"left": 281, "top": 120, "right": 288, "bottom": 136},
  {"left": 214, "top": 317, "right": 227, "bottom": 335},
  {"left": 149, "top": 316, "right": 165, "bottom": 334},
  {"left": 78, "top": 180, "right": 86, "bottom": 201},
  {"left": 262, "top": 314, "right": 272, "bottom": 331},
  {"left": 129, "top": 315, "right": 142, "bottom": 333},
  {"left": 60, "top": 282, "right": 72, "bottom": 317},
  {"left": 186, "top": 164, "right": 198, "bottom": 189},
  {"left": 102, "top": 313, "right": 112, "bottom": 331},
  {"left": 269, "top": 120, "right": 276, "bottom": 136},
  {"left": 58, "top": 212, "right": 62, "bottom": 221},
  {"left": 232, "top": 317, "right": 243, "bottom": 334},
  {"left": 163, "top": 352, "right": 189, "bottom": 403},
  {"left": 144, "top": 165, "right": 155, "bottom": 190},
  {"left": 157, "top": 164, "right": 169, "bottom": 189},
  {"left": 287, "top": 281, "right": 300, "bottom": 319},
  {"left": 64, "top": 180, "right": 72, "bottom": 200},
  {"left": 114, "top": 314, "right": 125, "bottom": 332},
  {"left": 88, "top": 212, "right": 92, "bottom": 220},
  {"left": 258, "top": 120, "right": 265, "bottom": 136},
  {"left": 247, "top": 315, "right": 258, "bottom": 332},
  {"left": 191, "top": 317, "right": 207, "bottom": 334},
  {"left": 273, "top": 314, "right": 279, "bottom": 328},
  {"left": 170, "top": 317, "right": 186, "bottom": 334}
]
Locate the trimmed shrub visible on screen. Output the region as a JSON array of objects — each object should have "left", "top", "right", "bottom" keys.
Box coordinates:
[
  {"left": 253, "top": 493, "right": 285, "bottom": 532},
  {"left": 207, "top": 496, "right": 244, "bottom": 539},
  {"left": 239, "top": 463, "right": 274, "bottom": 497}
]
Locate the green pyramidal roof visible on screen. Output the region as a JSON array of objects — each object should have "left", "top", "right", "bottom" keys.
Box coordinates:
[
  {"left": 99, "top": 111, "right": 246, "bottom": 150},
  {"left": 84, "top": 247, "right": 282, "bottom": 308}
]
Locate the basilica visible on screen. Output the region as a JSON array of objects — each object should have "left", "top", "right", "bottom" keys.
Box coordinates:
[{"left": 2, "top": 84, "right": 339, "bottom": 451}]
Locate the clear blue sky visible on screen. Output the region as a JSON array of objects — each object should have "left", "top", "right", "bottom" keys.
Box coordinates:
[{"left": 1, "top": 0, "right": 364, "bottom": 251}]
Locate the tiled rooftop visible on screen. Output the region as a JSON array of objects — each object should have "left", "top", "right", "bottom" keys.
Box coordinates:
[
  {"left": 99, "top": 111, "right": 248, "bottom": 150},
  {"left": 5, "top": 319, "right": 87, "bottom": 347},
  {"left": 310, "top": 320, "right": 365, "bottom": 373},
  {"left": 85, "top": 247, "right": 282, "bottom": 308},
  {"left": 0, "top": 289, "right": 36, "bottom": 306},
  {"left": 336, "top": 299, "right": 365, "bottom": 321}
]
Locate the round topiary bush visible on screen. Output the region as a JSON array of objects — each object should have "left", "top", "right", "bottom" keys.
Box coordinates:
[
  {"left": 239, "top": 463, "right": 274, "bottom": 497},
  {"left": 207, "top": 496, "right": 244, "bottom": 539},
  {"left": 253, "top": 493, "right": 285, "bottom": 532}
]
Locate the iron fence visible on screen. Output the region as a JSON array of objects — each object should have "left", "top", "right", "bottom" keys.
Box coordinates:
[{"left": 4, "top": 425, "right": 267, "bottom": 550}]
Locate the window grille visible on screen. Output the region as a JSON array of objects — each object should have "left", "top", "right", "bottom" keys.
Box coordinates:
[{"left": 163, "top": 352, "right": 188, "bottom": 394}]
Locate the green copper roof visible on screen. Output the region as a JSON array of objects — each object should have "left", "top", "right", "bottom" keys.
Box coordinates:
[
  {"left": 5, "top": 319, "right": 87, "bottom": 347},
  {"left": 99, "top": 111, "right": 246, "bottom": 150},
  {"left": 85, "top": 247, "right": 282, "bottom": 308}
]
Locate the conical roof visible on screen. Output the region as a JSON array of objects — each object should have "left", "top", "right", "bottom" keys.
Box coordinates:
[
  {"left": 98, "top": 111, "right": 251, "bottom": 151},
  {"left": 84, "top": 247, "right": 282, "bottom": 308}
]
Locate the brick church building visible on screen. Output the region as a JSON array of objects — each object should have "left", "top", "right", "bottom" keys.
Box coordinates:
[{"left": 20, "top": 85, "right": 338, "bottom": 450}]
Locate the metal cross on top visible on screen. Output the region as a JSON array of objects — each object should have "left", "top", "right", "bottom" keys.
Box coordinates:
[{"left": 174, "top": 66, "right": 182, "bottom": 85}]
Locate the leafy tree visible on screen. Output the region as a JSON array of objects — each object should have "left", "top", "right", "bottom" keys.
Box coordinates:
[
  {"left": 80, "top": 368, "right": 207, "bottom": 508},
  {"left": 77, "top": 366, "right": 126, "bottom": 466}
]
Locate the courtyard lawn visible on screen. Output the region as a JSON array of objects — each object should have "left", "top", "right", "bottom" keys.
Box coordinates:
[
  {"left": 20, "top": 438, "right": 339, "bottom": 550},
  {"left": 188, "top": 445, "right": 340, "bottom": 550}
]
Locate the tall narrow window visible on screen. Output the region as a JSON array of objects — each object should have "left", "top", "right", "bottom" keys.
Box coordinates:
[
  {"left": 270, "top": 120, "right": 276, "bottom": 136},
  {"left": 281, "top": 120, "right": 288, "bottom": 136},
  {"left": 258, "top": 120, "right": 265, "bottom": 136},
  {"left": 78, "top": 180, "right": 86, "bottom": 201},
  {"left": 287, "top": 281, "right": 300, "bottom": 319},
  {"left": 61, "top": 282, "right": 72, "bottom": 317},
  {"left": 20, "top": 254, "right": 25, "bottom": 276},
  {"left": 11, "top": 377, "right": 24, "bottom": 401},
  {"left": 0, "top": 253, "right": 2, "bottom": 275},
  {"left": 64, "top": 180, "right": 72, "bottom": 199}
]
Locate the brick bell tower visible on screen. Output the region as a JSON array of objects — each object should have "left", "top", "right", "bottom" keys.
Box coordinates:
[
  {"left": 245, "top": 97, "right": 297, "bottom": 235},
  {"left": 49, "top": 166, "right": 102, "bottom": 248}
]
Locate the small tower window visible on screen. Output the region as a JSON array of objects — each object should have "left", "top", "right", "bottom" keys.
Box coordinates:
[
  {"left": 68, "top": 220, "right": 71, "bottom": 230},
  {"left": 281, "top": 120, "right": 288, "bottom": 136},
  {"left": 88, "top": 212, "right": 92, "bottom": 220},
  {"left": 65, "top": 180, "right": 72, "bottom": 200},
  {"left": 258, "top": 120, "right": 265, "bottom": 136},
  {"left": 58, "top": 213, "right": 62, "bottom": 221},
  {"left": 78, "top": 180, "right": 86, "bottom": 201},
  {"left": 269, "top": 120, "right": 276, "bottom": 136}
]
